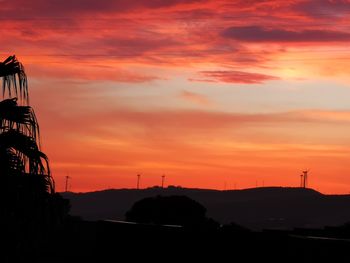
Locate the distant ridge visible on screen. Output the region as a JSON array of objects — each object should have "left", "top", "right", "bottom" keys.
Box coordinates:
[{"left": 62, "top": 186, "right": 350, "bottom": 230}]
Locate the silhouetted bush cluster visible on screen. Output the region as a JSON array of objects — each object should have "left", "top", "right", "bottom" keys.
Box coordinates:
[{"left": 125, "top": 195, "right": 219, "bottom": 229}]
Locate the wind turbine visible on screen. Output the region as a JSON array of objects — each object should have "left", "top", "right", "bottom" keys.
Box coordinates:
[
  {"left": 137, "top": 174, "right": 141, "bottom": 189},
  {"left": 65, "top": 175, "right": 71, "bottom": 192},
  {"left": 302, "top": 170, "right": 309, "bottom": 188},
  {"left": 161, "top": 175, "right": 165, "bottom": 188}
]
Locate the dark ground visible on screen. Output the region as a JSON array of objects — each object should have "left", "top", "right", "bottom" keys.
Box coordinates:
[
  {"left": 24, "top": 219, "right": 350, "bottom": 263},
  {"left": 8, "top": 187, "right": 350, "bottom": 262}
]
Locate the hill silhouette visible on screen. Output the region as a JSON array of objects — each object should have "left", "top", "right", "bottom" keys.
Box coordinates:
[{"left": 62, "top": 186, "right": 350, "bottom": 230}]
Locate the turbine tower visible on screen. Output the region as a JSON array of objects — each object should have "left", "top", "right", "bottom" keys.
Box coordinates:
[
  {"left": 161, "top": 175, "right": 165, "bottom": 188},
  {"left": 302, "top": 170, "right": 309, "bottom": 188},
  {"left": 137, "top": 174, "right": 141, "bottom": 189},
  {"left": 300, "top": 173, "right": 303, "bottom": 188},
  {"left": 65, "top": 175, "right": 71, "bottom": 192}
]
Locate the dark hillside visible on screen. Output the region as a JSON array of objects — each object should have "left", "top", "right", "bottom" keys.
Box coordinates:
[{"left": 62, "top": 187, "right": 350, "bottom": 230}]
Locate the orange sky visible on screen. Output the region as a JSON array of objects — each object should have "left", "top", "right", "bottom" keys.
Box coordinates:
[{"left": 3, "top": 0, "right": 350, "bottom": 193}]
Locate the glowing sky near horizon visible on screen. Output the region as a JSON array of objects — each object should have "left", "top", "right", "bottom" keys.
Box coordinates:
[{"left": 3, "top": 0, "right": 350, "bottom": 193}]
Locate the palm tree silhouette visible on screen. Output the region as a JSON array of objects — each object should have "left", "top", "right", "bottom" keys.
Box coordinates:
[
  {"left": 0, "top": 55, "right": 54, "bottom": 191},
  {"left": 0, "top": 55, "right": 67, "bottom": 259}
]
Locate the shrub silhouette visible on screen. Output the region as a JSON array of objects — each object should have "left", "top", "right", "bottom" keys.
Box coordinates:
[{"left": 125, "top": 195, "right": 217, "bottom": 228}]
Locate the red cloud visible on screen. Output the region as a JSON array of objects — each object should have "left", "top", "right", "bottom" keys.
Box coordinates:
[
  {"left": 3, "top": 0, "right": 348, "bottom": 74},
  {"left": 0, "top": 0, "right": 206, "bottom": 18},
  {"left": 294, "top": 0, "right": 350, "bottom": 18},
  {"left": 222, "top": 26, "right": 350, "bottom": 42},
  {"left": 192, "top": 70, "right": 279, "bottom": 84}
]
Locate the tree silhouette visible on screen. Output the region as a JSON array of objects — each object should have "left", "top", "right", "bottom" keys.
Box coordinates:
[
  {"left": 126, "top": 195, "right": 218, "bottom": 229},
  {"left": 0, "top": 55, "right": 68, "bottom": 260}
]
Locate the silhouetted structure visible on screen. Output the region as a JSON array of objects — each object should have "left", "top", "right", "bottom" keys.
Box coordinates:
[{"left": 0, "top": 55, "right": 69, "bottom": 261}]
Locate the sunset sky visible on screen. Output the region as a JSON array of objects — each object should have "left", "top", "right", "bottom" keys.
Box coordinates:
[{"left": 3, "top": 0, "right": 350, "bottom": 193}]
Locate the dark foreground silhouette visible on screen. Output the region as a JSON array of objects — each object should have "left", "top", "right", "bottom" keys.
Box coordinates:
[
  {"left": 11, "top": 193, "right": 350, "bottom": 263},
  {"left": 24, "top": 216, "right": 350, "bottom": 263},
  {"left": 64, "top": 186, "right": 350, "bottom": 230},
  {"left": 6, "top": 184, "right": 350, "bottom": 262},
  {"left": 30, "top": 191, "right": 350, "bottom": 263}
]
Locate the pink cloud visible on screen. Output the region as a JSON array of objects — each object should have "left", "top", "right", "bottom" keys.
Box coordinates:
[
  {"left": 27, "top": 64, "right": 160, "bottom": 83},
  {"left": 179, "top": 90, "right": 212, "bottom": 106},
  {"left": 39, "top": 106, "right": 350, "bottom": 140},
  {"left": 192, "top": 70, "right": 279, "bottom": 84}
]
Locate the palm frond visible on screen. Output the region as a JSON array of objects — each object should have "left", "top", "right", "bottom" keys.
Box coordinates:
[
  {"left": 0, "top": 130, "right": 54, "bottom": 193},
  {"left": 0, "top": 55, "right": 28, "bottom": 105},
  {"left": 0, "top": 98, "right": 40, "bottom": 143},
  {"left": 0, "top": 148, "right": 25, "bottom": 176}
]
